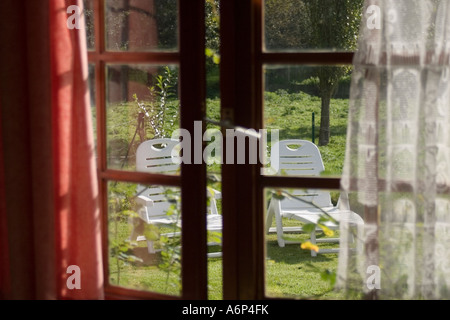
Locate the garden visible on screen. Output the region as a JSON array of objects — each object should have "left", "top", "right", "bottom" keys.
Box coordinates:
[{"left": 95, "top": 63, "right": 361, "bottom": 300}]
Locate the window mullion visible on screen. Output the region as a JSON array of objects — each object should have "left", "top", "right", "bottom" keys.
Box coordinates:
[
  {"left": 178, "top": 0, "right": 208, "bottom": 299},
  {"left": 220, "top": 0, "right": 262, "bottom": 300}
]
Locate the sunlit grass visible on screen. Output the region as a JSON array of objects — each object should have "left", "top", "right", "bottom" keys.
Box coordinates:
[{"left": 107, "top": 90, "right": 351, "bottom": 299}]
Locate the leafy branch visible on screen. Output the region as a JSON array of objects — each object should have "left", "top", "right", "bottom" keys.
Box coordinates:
[
  {"left": 133, "top": 66, "right": 179, "bottom": 139},
  {"left": 157, "top": 188, "right": 182, "bottom": 293}
]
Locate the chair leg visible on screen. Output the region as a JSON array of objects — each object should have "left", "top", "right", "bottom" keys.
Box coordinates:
[
  {"left": 356, "top": 224, "right": 364, "bottom": 255},
  {"left": 130, "top": 228, "right": 138, "bottom": 242},
  {"left": 349, "top": 228, "right": 355, "bottom": 243},
  {"left": 265, "top": 200, "right": 275, "bottom": 234},
  {"left": 146, "top": 240, "right": 156, "bottom": 254},
  {"left": 209, "top": 196, "right": 219, "bottom": 215},
  {"left": 266, "top": 199, "right": 286, "bottom": 247},
  {"left": 310, "top": 231, "right": 317, "bottom": 257},
  {"left": 273, "top": 200, "right": 286, "bottom": 247},
  {"left": 129, "top": 216, "right": 142, "bottom": 242}
]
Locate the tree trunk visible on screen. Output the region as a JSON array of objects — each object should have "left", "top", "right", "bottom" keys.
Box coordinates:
[{"left": 318, "top": 92, "right": 331, "bottom": 146}]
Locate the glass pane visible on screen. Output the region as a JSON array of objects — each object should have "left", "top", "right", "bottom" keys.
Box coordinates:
[
  {"left": 108, "top": 181, "right": 182, "bottom": 296},
  {"left": 105, "top": 0, "right": 178, "bottom": 52},
  {"left": 262, "top": 65, "right": 351, "bottom": 177},
  {"left": 106, "top": 64, "right": 180, "bottom": 171},
  {"left": 205, "top": 132, "right": 222, "bottom": 299},
  {"left": 84, "top": 0, "right": 95, "bottom": 50},
  {"left": 206, "top": 0, "right": 220, "bottom": 100},
  {"left": 205, "top": 111, "right": 222, "bottom": 300},
  {"left": 205, "top": 0, "right": 222, "bottom": 300},
  {"left": 264, "top": 187, "right": 362, "bottom": 299},
  {"left": 264, "top": 0, "right": 364, "bottom": 52},
  {"left": 88, "top": 63, "right": 96, "bottom": 157},
  {"left": 88, "top": 63, "right": 96, "bottom": 109}
]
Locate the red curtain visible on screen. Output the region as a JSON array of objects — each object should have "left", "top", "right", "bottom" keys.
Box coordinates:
[{"left": 0, "top": 0, "right": 103, "bottom": 299}]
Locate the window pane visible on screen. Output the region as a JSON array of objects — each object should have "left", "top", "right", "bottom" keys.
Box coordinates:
[
  {"left": 88, "top": 63, "right": 96, "bottom": 107},
  {"left": 205, "top": 0, "right": 222, "bottom": 300},
  {"left": 108, "top": 181, "right": 182, "bottom": 296},
  {"left": 88, "top": 63, "right": 97, "bottom": 158},
  {"left": 264, "top": 187, "right": 362, "bottom": 299},
  {"left": 262, "top": 65, "right": 351, "bottom": 177},
  {"left": 84, "top": 0, "right": 95, "bottom": 50},
  {"left": 106, "top": 64, "right": 180, "bottom": 171},
  {"left": 206, "top": 148, "right": 222, "bottom": 300},
  {"left": 264, "top": 0, "right": 363, "bottom": 52},
  {"left": 105, "top": 0, "right": 178, "bottom": 52}
]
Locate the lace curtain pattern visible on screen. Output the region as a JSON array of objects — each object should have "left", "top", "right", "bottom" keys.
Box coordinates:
[{"left": 337, "top": 0, "right": 450, "bottom": 299}]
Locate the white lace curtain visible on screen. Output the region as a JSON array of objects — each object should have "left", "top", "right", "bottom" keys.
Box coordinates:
[{"left": 337, "top": 0, "right": 450, "bottom": 299}]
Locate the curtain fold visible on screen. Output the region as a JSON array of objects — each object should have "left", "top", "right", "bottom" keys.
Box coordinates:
[
  {"left": 50, "top": 0, "right": 103, "bottom": 300},
  {"left": 338, "top": 0, "right": 450, "bottom": 299},
  {"left": 0, "top": 0, "right": 103, "bottom": 299}
]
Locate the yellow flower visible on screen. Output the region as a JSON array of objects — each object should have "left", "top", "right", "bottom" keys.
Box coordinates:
[
  {"left": 319, "top": 225, "right": 335, "bottom": 237},
  {"left": 301, "top": 241, "right": 319, "bottom": 253}
]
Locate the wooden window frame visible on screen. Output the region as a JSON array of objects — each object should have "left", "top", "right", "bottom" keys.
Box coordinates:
[
  {"left": 87, "top": 0, "right": 364, "bottom": 300},
  {"left": 219, "top": 0, "right": 355, "bottom": 299},
  {"left": 88, "top": 0, "right": 209, "bottom": 300}
]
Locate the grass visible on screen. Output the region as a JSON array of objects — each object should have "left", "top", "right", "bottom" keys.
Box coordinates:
[
  {"left": 105, "top": 89, "right": 353, "bottom": 299},
  {"left": 264, "top": 90, "right": 349, "bottom": 177},
  {"left": 265, "top": 237, "right": 341, "bottom": 299},
  {"left": 107, "top": 226, "right": 351, "bottom": 299},
  {"left": 264, "top": 219, "right": 349, "bottom": 300}
]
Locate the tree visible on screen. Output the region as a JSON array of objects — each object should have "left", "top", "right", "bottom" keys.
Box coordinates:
[
  {"left": 265, "top": 0, "right": 363, "bottom": 146},
  {"left": 205, "top": 0, "right": 221, "bottom": 98},
  {"left": 305, "top": 0, "right": 363, "bottom": 145},
  {"left": 264, "top": 0, "right": 310, "bottom": 51}
]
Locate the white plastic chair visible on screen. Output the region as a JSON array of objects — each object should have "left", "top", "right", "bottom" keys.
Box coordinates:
[
  {"left": 131, "top": 138, "right": 222, "bottom": 258},
  {"left": 265, "top": 139, "right": 363, "bottom": 256}
]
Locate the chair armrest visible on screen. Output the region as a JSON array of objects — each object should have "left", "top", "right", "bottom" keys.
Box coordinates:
[
  {"left": 208, "top": 188, "right": 222, "bottom": 199},
  {"left": 134, "top": 195, "right": 154, "bottom": 223},
  {"left": 336, "top": 192, "right": 350, "bottom": 210},
  {"left": 207, "top": 187, "right": 221, "bottom": 215},
  {"left": 135, "top": 195, "right": 154, "bottom": 207}
]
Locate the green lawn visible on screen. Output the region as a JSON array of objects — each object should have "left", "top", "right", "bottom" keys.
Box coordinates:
[
  {"left": 105, "top": 90, "right": 355, "bottom": 299},
  {"left": 107, "top": 228, "right": 353, "bottom": 300},
  {"left": 263, "top": 90, "right": 349, "bottom": 177}
]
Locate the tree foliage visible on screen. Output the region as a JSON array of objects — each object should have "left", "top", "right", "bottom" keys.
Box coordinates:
[
  {"left": 307, "top": 0, "right": 363, "bottom": 145},
  {"left": 265, "top": 0, "right": 363, "bottom": 145},
  {"left": 306, "top": 0, "right": 362, "bottom": 50},
  {"left": 264, "top": 0, "right": 310, "bottom": 51}
]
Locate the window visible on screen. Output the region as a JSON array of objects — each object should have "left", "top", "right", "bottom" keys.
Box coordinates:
[
  {"left": 87, "top": 0, "right": 362, "bottom": 299},
  {"left": 260, "top": 0, "right": 363, "bottom": 299},
  {"left": 219, "top": 1, "right": 362, "bottom": 299},
  {"left": 87, "top": 0, "right": 210, "bottom": 299}
]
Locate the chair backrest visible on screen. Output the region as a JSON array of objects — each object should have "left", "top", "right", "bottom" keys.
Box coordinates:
[
  {"left": 136, "top": 138, "right": 180, "bottom": 174},
  {"left": 271, "top": 140, "right": 333, "bottom": 209},
  {"left": 136, "top": 138, "right": 181, "bottom": 217},
  {"left": 136, "top": 185, "right": 179, "bottom": 218}
]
